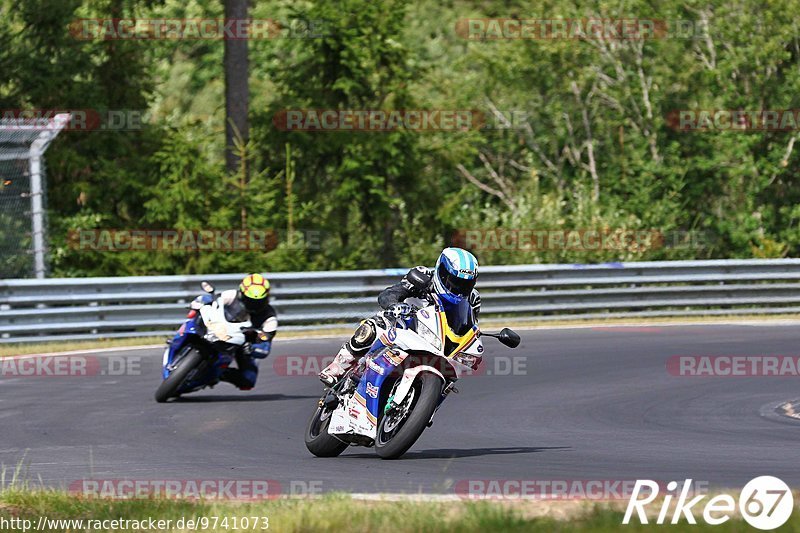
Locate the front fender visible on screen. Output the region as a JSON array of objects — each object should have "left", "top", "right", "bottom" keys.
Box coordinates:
[{"left": 391, "top": 365, "right": 445, "bottom": 407}]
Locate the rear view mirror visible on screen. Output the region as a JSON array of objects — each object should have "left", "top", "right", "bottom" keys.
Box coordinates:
[
  {"left": 498, "top": 328, "right": 520, "bottom": 348},
  {"left": 201, "top": 281, "right": 215, "bottom": 293}
]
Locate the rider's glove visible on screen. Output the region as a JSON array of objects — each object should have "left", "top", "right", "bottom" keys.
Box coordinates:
[
  {"left": 250, "top": 341, "right": 271, "bottom": 359},
  {"left": 386, "top": 303, "right": 415, "bottom": 321},
  {"left": 242, "top": 328, "right": 260, "bottom": 343}
]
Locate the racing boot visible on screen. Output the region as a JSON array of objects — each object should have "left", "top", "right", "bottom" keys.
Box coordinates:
[
  {"left": 319, "top": 343, "right": 359, "bottom": 387},
  {"left": 220, "top": 368, "right": 254, "bottom": 390},
  {"left": 319, "top": 320, "right": 376, "bottom": 386}
]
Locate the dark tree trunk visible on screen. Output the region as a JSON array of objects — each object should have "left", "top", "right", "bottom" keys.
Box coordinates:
[{"left": 224, "top": 0, "right": 249, "bottom": 175}]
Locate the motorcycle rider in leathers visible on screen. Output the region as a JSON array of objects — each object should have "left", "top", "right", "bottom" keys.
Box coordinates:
[
  {"left": 217, "top": 273, "right": 278, "bottom": 390},
  {"left": 319, "top": 247, "right": 480, "bottom": 386}
]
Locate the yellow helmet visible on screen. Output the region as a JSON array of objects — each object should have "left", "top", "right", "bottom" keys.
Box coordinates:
[{"left": 239, "top": 273, "right": 270, "bottom": 312}]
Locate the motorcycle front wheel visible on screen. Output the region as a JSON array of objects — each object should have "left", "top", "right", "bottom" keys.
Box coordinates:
[
  {"left": 154, "top": 346, "right": 205, "bottom": 403},
  {"left": 375, "top": 373, "right": 442, "bottom": 459}
]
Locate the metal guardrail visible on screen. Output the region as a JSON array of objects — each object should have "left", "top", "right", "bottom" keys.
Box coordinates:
[{"left": 2, "top": 259, "right": 800, "bottom": 343}]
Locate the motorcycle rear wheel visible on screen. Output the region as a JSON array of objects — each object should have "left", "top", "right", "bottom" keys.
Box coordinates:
[{"left": 305, "top": 402, "right": 348, "bottom": 457}]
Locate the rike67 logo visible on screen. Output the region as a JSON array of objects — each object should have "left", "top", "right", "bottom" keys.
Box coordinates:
[{"left": 623, "top": 476, "right": 793, "bottom": 529}]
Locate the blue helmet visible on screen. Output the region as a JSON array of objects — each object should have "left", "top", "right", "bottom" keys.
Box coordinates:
[{"left": 432, "top": 247, "right": 479, "bottom": 304}]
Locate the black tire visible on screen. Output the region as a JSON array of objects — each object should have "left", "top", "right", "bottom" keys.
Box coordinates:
[
  {"left": 305, "top": 403, "right": 349, "bottom": 457},
  {"left": 375, "top": 373, "right": 442, "bottom": 459},
  {"left": 154, "top": 347, "right": 205, "bottom": 403}
]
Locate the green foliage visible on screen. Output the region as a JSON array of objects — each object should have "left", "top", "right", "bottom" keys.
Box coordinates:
[
  {"left": 3, "top": 0, "right": 800, "bottom": 276},
  {"left": 0, "top": 489, "right": 793, "bottom": 532}
]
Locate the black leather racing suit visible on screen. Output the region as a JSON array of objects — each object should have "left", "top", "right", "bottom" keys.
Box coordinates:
[
  {"left": 377, "top": 266, "right": 480, "bottom": 317},
  {"left": 218, "top": 289, "right": 278, "bottom": 389},
  {"left": 319, "top": 266, "right": 480, "bottom": 383}
]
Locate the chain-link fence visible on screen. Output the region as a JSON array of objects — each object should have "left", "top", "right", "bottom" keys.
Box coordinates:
[
  {"left": 0, "top": 158, "right": 33, "bottom": 278},
  {"left": 0, "top": 114, "right": 69, "bottom": 279}
]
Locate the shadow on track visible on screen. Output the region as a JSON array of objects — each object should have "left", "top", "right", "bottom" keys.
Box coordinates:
[
  {"left": 173, "top": 393, "right": 318, "bottom": 403},
  {"left": 343, "top": 446, "right": 570, "bottom": 459}
]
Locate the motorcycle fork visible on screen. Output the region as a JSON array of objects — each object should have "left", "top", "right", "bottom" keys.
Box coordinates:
[{"left": 426, "top": 380, "right": 458, "bottom": 428}]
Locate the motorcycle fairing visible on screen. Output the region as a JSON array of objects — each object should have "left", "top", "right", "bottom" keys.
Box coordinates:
[
  {"left": 163, "top": 315, "right": 204, "bottom": 379},
  {"left": 329, "top": 346, "right": 402, "bottom": 440},
  {"left": 160, "top": 293, "right": 248, "bottom": 390},
  {"left": 327, "top": 300, "right": 482, "bottom": 441}
]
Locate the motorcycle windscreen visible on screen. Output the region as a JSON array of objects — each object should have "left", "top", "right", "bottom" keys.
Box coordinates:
[
  {"left": 441, "top": 298, "right": 475, "bottom": 336},
  {"left": 223, "top": 299, "right": 249, "bottom": 323}
]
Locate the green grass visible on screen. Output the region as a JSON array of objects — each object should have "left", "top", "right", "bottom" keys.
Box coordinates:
[
  {"left": 0, "top": 330, "right": 349, "bottom": 357},
  {"left": 4, "top": 312, "right": 800, "bottom": 358},
  {"left": 0, "top": 328, "right": 364, "bottom": 357},
  {"left": 0, "top": 337, "right": 168, "bottom": 357},
  {"left": 0, "top": 491, "right": 795, "bottom": 532}
]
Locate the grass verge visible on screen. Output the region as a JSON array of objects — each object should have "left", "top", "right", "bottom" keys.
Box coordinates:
[
  {"left": 0, "top": 337, "right": 168, "bottom": 358},
  {"left": 0, "top": 491, "right": 793, "bottom": 532},
  {"left": 3, "top": 312, "right": 800, "bottom": 358}
]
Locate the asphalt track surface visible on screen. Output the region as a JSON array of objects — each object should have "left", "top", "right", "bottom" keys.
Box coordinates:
[{"left": 2, "top": 323, "right": 799, "bottom": 495}]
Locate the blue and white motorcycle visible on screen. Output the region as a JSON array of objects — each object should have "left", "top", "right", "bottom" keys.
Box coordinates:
[
  {"left": 304, "top": 296, "right": 520, "bottom": 459},
  {"left": 155, "top": 282, "right": 269, "bottom": 402}
]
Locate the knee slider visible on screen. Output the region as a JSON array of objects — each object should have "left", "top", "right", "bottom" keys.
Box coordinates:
[
  {"left": 242, "top": 369, "right": 258, "bottom": 387},
  {"left": 351, "top": 320, "right": 376, "bottom": 349}
]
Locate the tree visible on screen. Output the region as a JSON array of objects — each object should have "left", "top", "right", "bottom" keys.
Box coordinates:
[{"left": 224, "top": 0, "right": 250, "bottom": 176}]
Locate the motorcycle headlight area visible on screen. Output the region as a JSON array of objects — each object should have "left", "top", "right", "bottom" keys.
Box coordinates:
[
  {"left": 451, "top": 352, "right": 479, "bottom": 368},
  {"left": 416, "top": 321, "right": 443, "bottom": 351}
]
